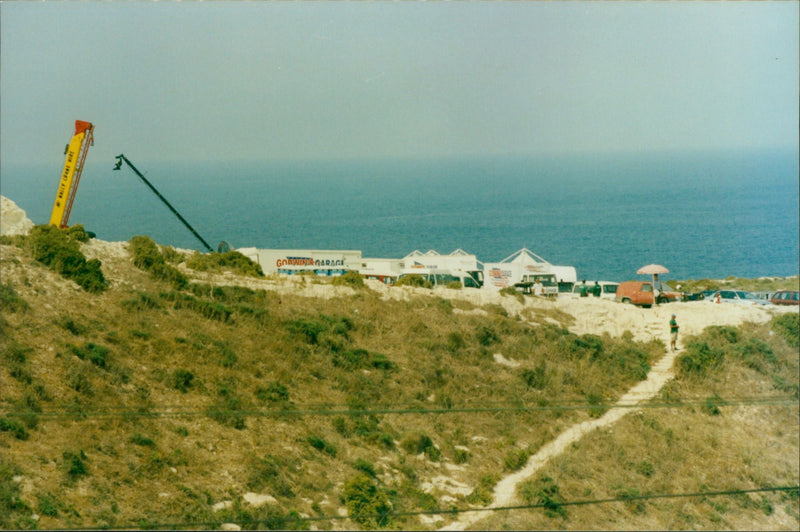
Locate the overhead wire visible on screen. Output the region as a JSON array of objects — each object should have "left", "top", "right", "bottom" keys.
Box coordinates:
[
  {"left": 36, "top": 485, "right": 799, "bottom": 531},
  {"left": 1, "top": 394, "right": 796, "bottom": 420}
]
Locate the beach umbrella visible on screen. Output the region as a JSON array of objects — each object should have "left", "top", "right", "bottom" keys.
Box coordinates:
[
  {"left": 637, "top": 264, "right": 669, "bottom": 302},
  {"left": 637, "top": 264, "right": 669, "bottom": 275}
]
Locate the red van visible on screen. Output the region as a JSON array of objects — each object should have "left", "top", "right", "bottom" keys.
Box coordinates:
[{"left": 615, "top": 281, "right": 655, "bottom": 308}]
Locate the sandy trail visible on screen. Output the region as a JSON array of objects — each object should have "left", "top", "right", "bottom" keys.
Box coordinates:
[
  {"left": 437, "top": 298, "right": 793, "bottom": 531},
  {"left": 439, "top": 347, "right": 679, "bottom": 530}
]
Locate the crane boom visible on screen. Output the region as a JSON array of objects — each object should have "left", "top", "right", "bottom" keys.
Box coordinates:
[
  {"left": 113, "top": 154, "right": 214, "bottom": 253},
  {"left": 49, "top": 120, "right": 94, "bottom": 228}
]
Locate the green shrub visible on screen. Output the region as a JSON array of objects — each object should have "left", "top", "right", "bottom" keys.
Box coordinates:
[
  {"left": 256, "top": 382, "right": 290, "bottom": 403},
  {"left": 161, "top": 245, "right": 186, "bottom": 264},
  {"left": 606, "top": 343, "right": 651, "bottom": 381},
  {"left": 0, "top": 459, "right": 31, "bottom": 528},
  {"left": 677, "top": 341, "right": 725, "bottom": 378},
  {"left": 353, "top": 458, "right": 376, "bottom": 477},
  {"left": 66, "top": 366, "right": 94, "bottom": 396},
  {"left": 332, "top": 270, "right": 365, "bottom": 288},
  {"left": 62, "top": 450, "right": 88, "bottom": 480},
  {"left": 772, "top": 313, "right": 799, "bottom": 347},
  {"left": 706, "top": 325, "right": 740, "bottom": 345},
  {"left": 504, "top": 447, "right": 530, "bottom": 471},
  {"left": 635, "top": 460, "right": 654, "bottom": 478},
  {"left": 519, "top": 475, "right": 567, "bottom": 519},
  {"left": 0, "top": 284, "right": 28, "bottom": 312},
  {"left": 1, "top": 341, "right": 33, "bottom": 385},
  {"left": 129, "top": 235, "right": 188, "bottom": 289},
  {"left": 307, "top": 435, "right": 337, "bottom": 457},
  {"left": 586, "top": 391, "right": 607, "bottom": 417},
  {"left": 247, "top": 455, "right": 294, "bottom": 497},
  {"left": 185, "top": 250, "right": 264, "bottom": 277},
  {"left": 733, "top": 338, "right": 777, "bottom": 374},
  {"left": 25, "top": 225, "right": 107, "bottom": 292},
  {"left": 400, "top": 431, "right": 441, "bottom": 461},
  {"left": 332, "top": 348, "right": 393, "bottom": 371},
  {"left": 121, "top": 292, "right": 162, "bottom": 311},
  {"left": 571, "top": 334, "right": 604, "bottom": 358},
  {"left": 215, "top": 341, "right": 238, "bottom": 368},
  {"left": 476, "top": 325, "right": 500, "bottom": 346},
  {"left": 287, "top": 318, "right": 329, "bottom": 345},
  {"left": 207, "top": 385, "right": 248, "bottom": 430},
  {"left": 129, "top": 235, "right": 164, "bottom": 270},
  {"left": 0, "top": 417, "right": 28, "bottom": 440},
  {"left": 130, "top": 433, "right": 156, "bottom": 447},
  {"left": 446, "top": 281, "right": 463, "bottom": 289},
  {"left": 69, "top": 342, "right": 110, "bottom": 369},
  {"left": 395, "top": 274, "right": 432, "bottom": 288},
  {"left": 521, "top": 361, "right": 549, "bottom": 389},
  {"left": 343, "top": 474, "right": 391, "bottom": 528},
  {"left": 36, "top": 493, "right": 61, "bottom": 517},
  {"left": 466, "top": 474, "right": 498, "bottom": 505},
  {"left": 170, "top": 369, "right": 195, "bottom": 393}
]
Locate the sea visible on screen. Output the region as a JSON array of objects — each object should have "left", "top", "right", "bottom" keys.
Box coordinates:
[{"left": 2, "top": 149, "right": 798, "bottom": 282}]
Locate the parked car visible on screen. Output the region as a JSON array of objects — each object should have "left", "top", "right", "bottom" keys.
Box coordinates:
[
  {"left": 707, "top": 290, "right": 771, "bottom": 306},
  {"left": 770, "top": 290, "right": 799, "bottom": 306},
  {"left": 654, "top": 283, "right": 683, "bottom": 303},
  {"left": 571, "top": 281, "right": 619, "bottom": 299},
  {"left": 616, "top": 281, "right": 655, "bottom": 307}
]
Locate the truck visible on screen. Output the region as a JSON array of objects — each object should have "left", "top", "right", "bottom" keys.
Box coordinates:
[
  {"left": 482, "top": 248, "right": 577, "bottom": 294},
  {"left": 398, "top": 249, "right": 484, "bottom": 288}
]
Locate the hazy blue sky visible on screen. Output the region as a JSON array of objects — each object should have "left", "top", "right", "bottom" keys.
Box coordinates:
[{"left": 1, "top": 1, "right": 797, "bottom": 166}]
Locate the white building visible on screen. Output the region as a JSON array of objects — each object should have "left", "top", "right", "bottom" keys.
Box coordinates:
[
  {"left": 237, "top": 247, "right": 362, "bottom": 276},
  {"left": 482, "top": 248, "right": 577, "bottom": 292}
]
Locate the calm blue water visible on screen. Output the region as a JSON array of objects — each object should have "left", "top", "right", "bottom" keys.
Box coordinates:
[{"left": 2, "top": 149, "right": 798, "bottom": 281}]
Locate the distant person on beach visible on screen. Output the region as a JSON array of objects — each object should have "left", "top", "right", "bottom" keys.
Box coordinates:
[
  {"left": 670, "top": 314, "right": 679, "bottom": 351},
  {"left": 533, "top": 278, "right": 543, "bottom": 296},
  {"left": 592, "top": 281, "right": 602, "bottom": 297},
  {"left": 579, "top": 280, "right": 588, "bottom": 297}
]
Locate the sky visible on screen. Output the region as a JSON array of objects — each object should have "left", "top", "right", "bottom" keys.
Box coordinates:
[{"left": 1, "top": 1, "right": 798, "bottom": 167}]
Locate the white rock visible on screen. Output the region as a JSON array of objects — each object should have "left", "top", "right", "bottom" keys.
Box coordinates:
[
  {"left": 243, "top": 492, "right": 277, "bottom": 507},
  {"left": 0, "top": 196, "right": 34, "bottom": 236},
  {"left": 212, "top": 500, "right": 233, "bottom": 512}
]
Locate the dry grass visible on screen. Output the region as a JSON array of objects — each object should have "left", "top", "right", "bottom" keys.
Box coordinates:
[
  {"left": 1, "top": 238, "right": 796, "bottom": 530},
  {"left": 472, "top": 318, "right": 800, "bottom": 531}
]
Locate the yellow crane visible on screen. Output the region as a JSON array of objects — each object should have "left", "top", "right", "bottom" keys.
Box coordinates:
[{"left": 49, "top": 120, "right": 94, "bottom": 228}]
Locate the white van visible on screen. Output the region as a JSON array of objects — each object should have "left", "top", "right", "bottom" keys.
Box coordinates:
[{"left": 572, "top": 281, "right": 619, "bottom": 299}]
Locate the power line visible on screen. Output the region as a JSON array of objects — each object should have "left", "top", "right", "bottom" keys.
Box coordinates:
[
  {"left": 38, "top": 485, "right": 799, "bottom": 531},
  {"left": 2, "top": 395, "right": 796, "bottom": 420}
]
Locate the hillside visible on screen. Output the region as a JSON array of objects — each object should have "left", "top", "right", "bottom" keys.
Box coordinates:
[{"left": 1, "top": 197, "right": 798, "bottom": 530}]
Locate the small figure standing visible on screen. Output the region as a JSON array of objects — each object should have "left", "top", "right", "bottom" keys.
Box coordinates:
[
  {"left": 669, "top": 314, "right": 679, "bottom": 352},
  {"left": 533, "top": 278, "right": 543, "bottom": 296},
  {"left": 579, "top": 280, "right": 589, "bottom": 297},
  {"left": 592, "top": 281, "right": 602, "bottom": 298}
]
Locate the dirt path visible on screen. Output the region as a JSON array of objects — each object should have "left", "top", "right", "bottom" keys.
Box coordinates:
[{"left": 439, "top": 348, "right": 680, "bottom": 530}]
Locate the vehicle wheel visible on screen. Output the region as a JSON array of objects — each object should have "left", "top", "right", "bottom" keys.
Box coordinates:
[
  {"left": 622, "top": 298, "right": 631, "bottom": 305},
  {"left": 657, "top": 296, "right": 668, "bottom": 304}
]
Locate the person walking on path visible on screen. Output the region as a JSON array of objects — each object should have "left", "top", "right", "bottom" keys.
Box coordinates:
[{"left": 669, "top": 314, "right": 679, "bottom": 351}]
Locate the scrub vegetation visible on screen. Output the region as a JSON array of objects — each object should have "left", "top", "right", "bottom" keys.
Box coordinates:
[
  {"left": 474, "top": 314, "right": 800, "bottom": 531},
  {"left": 0, "top": 231, "right": 797, "bottom": 530}
]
